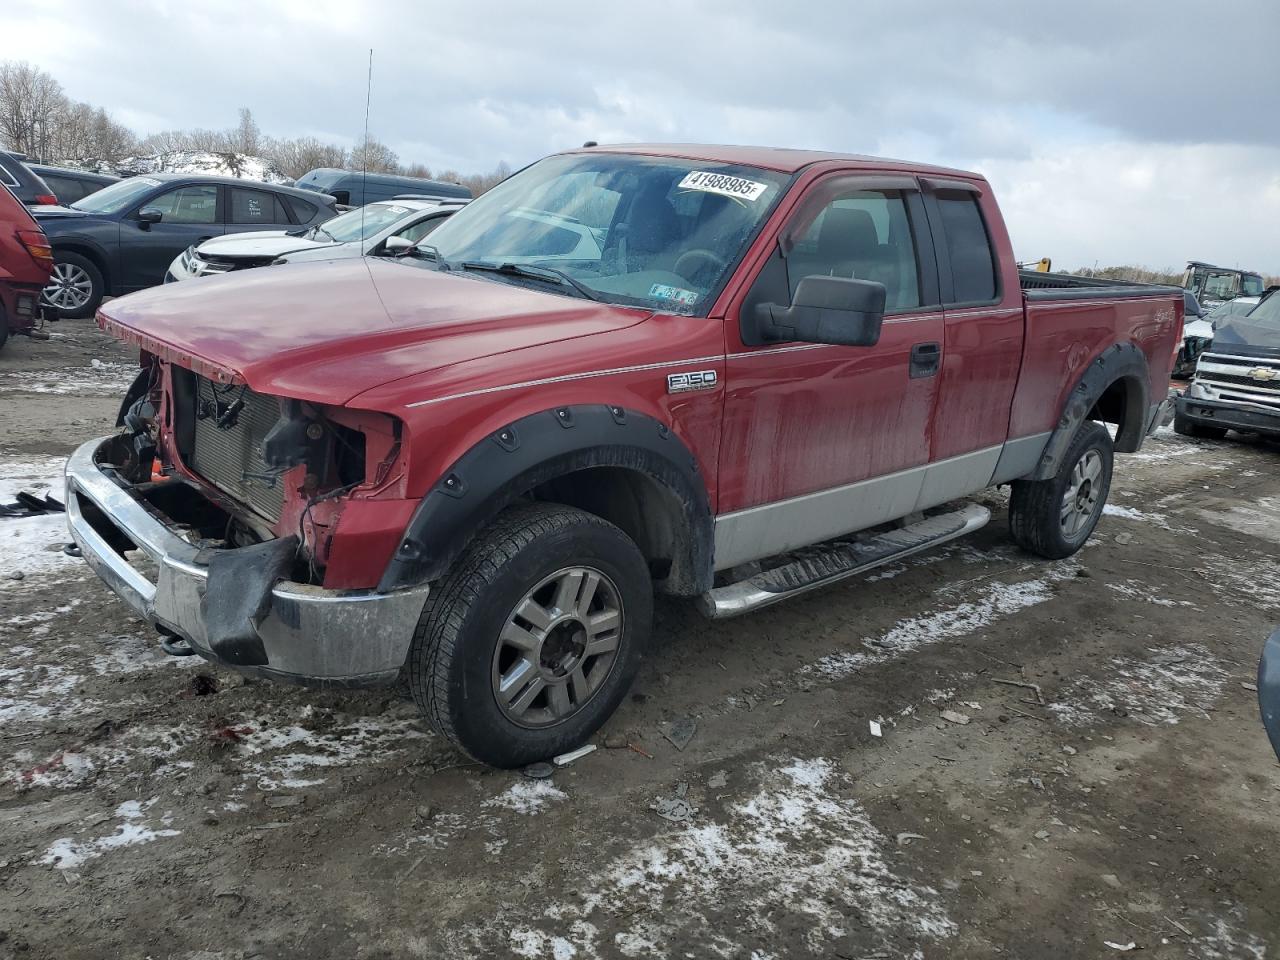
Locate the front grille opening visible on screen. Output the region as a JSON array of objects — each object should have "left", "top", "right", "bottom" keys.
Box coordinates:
[
  {"left": 332, "top": 424, "right": 367, "bottom": 488},
  {"left": 186, "top": 376, "right": 286, "bottom": 522}
]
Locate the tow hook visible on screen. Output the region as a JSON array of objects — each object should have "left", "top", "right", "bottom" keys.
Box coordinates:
[{"left": 157, "top": 626, "right": 196, "bottom": 657}]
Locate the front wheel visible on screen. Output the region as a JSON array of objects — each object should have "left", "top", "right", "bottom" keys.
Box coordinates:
[
  {"left": 407, "top": 503, "right": 652, "bottom": 768},
  {"left": 1009, "top": 421, "right": 1113, "bottom": 560},
  {"left": 42, "top": 251, "right": 104, "bottom": 319}
]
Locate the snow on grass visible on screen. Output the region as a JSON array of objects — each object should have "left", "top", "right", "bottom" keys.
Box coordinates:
[
  {"left": 493, "top": 758, "right": 954, "bottom": 957},
  {"left": 1049, "top": 644, "right": 1227, "bottom": 727},
  {"left": 484, "top": 779, "right": 568, "bottom": 815},
  {"left": 3, "top": 359, "right": 138, "bottom": 396},
  {"left": 37, "top": 798, "right": 180, "bottom": 870},
  {"left": 797, "top": 562, "right": 1076, "bottom": 685}
]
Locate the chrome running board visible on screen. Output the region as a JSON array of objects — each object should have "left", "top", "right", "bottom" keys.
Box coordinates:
[{"left": 696, "top": 503, "right": 991, "bottom": 620}]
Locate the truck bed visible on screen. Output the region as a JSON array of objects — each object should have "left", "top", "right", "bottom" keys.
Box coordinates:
[{"left": 1019, "top": 269, "right": 1183, "bottom": 301}]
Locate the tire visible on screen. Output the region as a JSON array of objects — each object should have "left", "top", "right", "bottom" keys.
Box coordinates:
[
  {"left": 1009, "top": 421, "right": 1113, "bottom": 560},
  {"left": 408, "top": 502, "right": 653, "bottom": 768},
  {"left": 42, "top": 251, "right": 104, "bottom": 319},
  {"left": 1173, "top": 411, "right": 1227, "bottom": 441}
]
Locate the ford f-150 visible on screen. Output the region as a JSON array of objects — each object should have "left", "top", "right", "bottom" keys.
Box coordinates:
[{"left": 65, "top": 144, "right": 1183, "bottom": 767}]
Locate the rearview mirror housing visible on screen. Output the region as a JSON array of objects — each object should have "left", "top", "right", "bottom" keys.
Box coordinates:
[
  {"left": 136, "top": 208, "right": 163, "bottom": 224},
  {"left": 754, "top": 275, "right": 886, "bottom": 347},
  {"left": 383, "top": 235, "right": 414, "bottom": 255}
]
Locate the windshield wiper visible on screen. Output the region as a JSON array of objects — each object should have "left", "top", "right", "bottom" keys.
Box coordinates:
[
  {"left": 315, "top": 224, "right": 339, "bottom": 243},
  {"left": 459, "top": 261, "right": 600, "bottom": 301}
]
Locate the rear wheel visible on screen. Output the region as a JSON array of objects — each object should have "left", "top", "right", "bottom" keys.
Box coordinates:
[
  {"left": 1173, "top": 411, "right": 1227, "bottom": 441},
  {"left": 407, "top": 502, "right": 652, "bottom": 768},
  {"left": 1009, "top": 421, "right": 1113, "bottom": 560},
  {"left": 42, "top": 251, "right": 103, "bottom": 319}
]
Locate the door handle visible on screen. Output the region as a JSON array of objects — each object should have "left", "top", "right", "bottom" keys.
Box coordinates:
[{"left": 910, "top": 341, "right": 941, "bottom": 379}]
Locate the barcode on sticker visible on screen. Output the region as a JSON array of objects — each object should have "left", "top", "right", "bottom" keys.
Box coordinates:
[{"left": 677, "top": 170, "right": 768, "bottom": 202}]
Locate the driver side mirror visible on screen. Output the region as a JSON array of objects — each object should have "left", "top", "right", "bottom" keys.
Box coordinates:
[
  {"left": 136, "top": 208, "right": 163, "bottom": 227},
  {"left": 383, "top": 235, "right": 414, "bottom": 256},
  {"left": 755, "top": 275, "right": 885, "bottom": 347}
]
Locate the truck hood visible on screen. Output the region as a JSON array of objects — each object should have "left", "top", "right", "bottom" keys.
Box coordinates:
[
  {"left": 98, "top": 258, "right": 652, "bottom": 406},
  {"left": 1213, "top": 315, "right": 1280, "bottom": 357},
  {"left": 197, "top": 230, "right": 338, "bottom": 259}
]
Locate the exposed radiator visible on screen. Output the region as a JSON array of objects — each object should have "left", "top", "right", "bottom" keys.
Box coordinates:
[{"left": 188, "top": 376, "right": 286, "bottom": 522}]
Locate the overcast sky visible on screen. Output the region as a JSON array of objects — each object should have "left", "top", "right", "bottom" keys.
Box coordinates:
[{"left": 4, "top": 0, "right": 1278, "bottom": 272}]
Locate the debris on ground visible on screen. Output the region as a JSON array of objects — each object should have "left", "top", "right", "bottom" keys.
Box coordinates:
[
  {"left": 651, "top": 793, "right": 698, "bottom": 824},
  {"left": 1101, "top": 874, "right": 1123, "bottom": 889},
  {"left": 940, "top": 709, "right": 971, "bottom": 725},
  {"left": 1062, "top": 745, "right": 1078, "bottom": 755},
  {"left": 992, "top": 677, "right": 1045, "bottom": 704},
  {"left": 263, "top": 794, "right": 304, "bottom": 809},
  {"left": 1114, "top": 533, "right": 1134, "bottom": 546},
  {"left": 553, "top": 744, "right": 597, "bottom": 766},
  {"left": 869, "top": 719, "right": 884, "bottom": 737},
  {"left": 896, "top": 832, "right": 926, "bottom": 845},
  {"left": 603, "top": 733, "right": 629, "bottom": 749},
  {"left": 1103, "top": 941, "right": 1138, "bottom": 951},
  {"left": 707, "top": 770, "right": 728, "bottom": 789},
  {"left": 658, "top": 717, "right": 697, "bottom": 751},
  {"left": 522, "top": 762, "right": 555, "bottom": 780},
  {"left": 182, "top": 673, "right": 218, "bottom": 698}
]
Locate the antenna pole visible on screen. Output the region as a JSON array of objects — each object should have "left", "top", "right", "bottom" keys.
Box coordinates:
[{"left": 360, "top": 48, "right": 372, "bottom": 241}]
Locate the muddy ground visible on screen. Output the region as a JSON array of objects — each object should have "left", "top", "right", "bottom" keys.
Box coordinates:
[{"left": 1, "top": 322, "right": 1278, "bottom": 960}]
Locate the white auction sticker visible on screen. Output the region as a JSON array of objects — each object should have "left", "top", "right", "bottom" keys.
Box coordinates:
[
  {"left": 649, "top": 283, "right": 699, "bottom": 306},
  {"left": 677, "top": 170, "right": 769, "bottom": 202}
]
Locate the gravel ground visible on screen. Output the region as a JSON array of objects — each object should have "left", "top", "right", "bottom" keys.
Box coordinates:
[{"left": 1, "top": 323, "right": 1278, "bottom": 959}]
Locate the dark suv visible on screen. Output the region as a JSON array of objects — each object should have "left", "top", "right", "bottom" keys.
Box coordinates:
[
  {"left": 35, "top": 174, "right": 337, "bottom": 317},
  {"left": 0, "top": 150, "right": 57, "bottom": 206},
  {"left": 27, "top": 163, "right": 119, "bottom": 204}
]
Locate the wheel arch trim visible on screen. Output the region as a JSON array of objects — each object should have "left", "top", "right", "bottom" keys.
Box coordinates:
[
  {"left": 377, "top": 404, "right": 714, "bottom": 595},
  {"left": 1031, "top": 341, "right": 1150, "bottom": 480}
]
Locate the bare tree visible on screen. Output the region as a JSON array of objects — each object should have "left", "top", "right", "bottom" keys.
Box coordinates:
[
  {"left": 350, "top": 133, "right": 398, "bottom": 173},
  {"left": 265, "top": 136, "right": 348, "bottom": 179},
  {"left": 0, "top": 61, "right": 66, "bottom": 157},
  {"left": 229, "top": 107, "right": 261, "bottom": 155}
]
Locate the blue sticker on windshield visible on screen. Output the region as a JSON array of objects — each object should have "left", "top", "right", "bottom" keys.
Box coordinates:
[{"left": 649, "top": 283, "right": 699, "bottom": 307}]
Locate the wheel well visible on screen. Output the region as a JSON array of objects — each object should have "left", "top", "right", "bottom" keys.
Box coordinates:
[
  {"left": 529, "top": 466, "right": 698, "bottom": 595},
  {"left": 1086, "top": 374, "right": 1146, "bottom": 452},
  {"left": 52, "top": 242, "right": 111, "bottom": 291}
]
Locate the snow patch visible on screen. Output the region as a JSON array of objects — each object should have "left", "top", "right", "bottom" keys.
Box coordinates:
[
  {"left": 484, "top": 779, "right": 568, "bottom": 815},
  {"left": 37, "top": 798, "right": 180, "bottom": 870},
  {"left": 1050, "top": 644, "right": 1227, "bottom": 727},
  {"left": 3, "top": 361, "right": 138, "bottom": 396},
  {"left": 1104, "top": 579, "right": 1194, "bottom": 607},
  {"left": 236, "top": 715, "right": 429, "bottom": 789},
  {"left": 798, "top": 564, "right": 1075, "bottom": 685},
  {"left": 476, "top": 758, "right": 954, "bottom": 956},
  {"left": 0, "top": 456, "right": 80, "bottom": 582},
  {"left": 77, "top": 151, "right": 291, "bottom": 184},
  {"left": 1102, "top": 503, "right": 1173, "bottom": 529}
]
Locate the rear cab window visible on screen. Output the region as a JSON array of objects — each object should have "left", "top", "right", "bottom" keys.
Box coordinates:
[{"left": 928, "top": 185, "right": 999, "bottom": 305}]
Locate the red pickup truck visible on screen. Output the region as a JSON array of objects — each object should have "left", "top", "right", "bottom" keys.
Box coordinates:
[{"left": 66, "top": 144, "right": 1182, "bottom": 766}]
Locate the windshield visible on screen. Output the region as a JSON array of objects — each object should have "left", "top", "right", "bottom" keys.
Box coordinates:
[
  {"left": 1215, "top": 292, "right": 1280, "bottom": 350},
  {"left": 70, "top": 176, "right": 162, "bottom": 214},
  {"left": 316, "top": 202, "right": 417, "bottom": 242},
  {"left": 415, "top": 153, "right": 790, "bottom": 314}
]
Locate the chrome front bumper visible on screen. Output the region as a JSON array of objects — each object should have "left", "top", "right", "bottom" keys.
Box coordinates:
[{"left": 64, "top": 437, "right": 429, "bottom": 686}]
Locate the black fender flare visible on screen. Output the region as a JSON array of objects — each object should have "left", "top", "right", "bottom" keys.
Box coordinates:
[
  {"left": 1032, "top": 341, "right": 1150, "bottom": 480},
  {"left": 378, "top": 404, "right": 714, "bottom": 594}
]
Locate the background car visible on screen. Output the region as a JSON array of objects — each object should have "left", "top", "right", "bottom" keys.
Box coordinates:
[
  {"left": 0, "top": 150, "right": 57, "bottom": 206},
  {"left": 0, "top": 182, "right": 54, "bottom": 350},
  {"left": 166, "top": 195, "right": 466, "bottom": 281},
  {"left": 292, "top": 167, "right": 471, "bottom": 207},
  {"left": 33, "top": 173, "right": 337, "bottom": 317},
  {"left": 26, "top": 163, "right": 120, "bottom": 204}
]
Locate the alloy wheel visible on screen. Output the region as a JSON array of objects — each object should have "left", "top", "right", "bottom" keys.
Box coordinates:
[
  {"left": 42, "top": 262, "right": 93, "bottom": 311},
  {"left": 1059, "top": 449, "right": 1104, "bottom": 539},
  {"left": 490, "top": 566, "right": 624, "bottom": 728}
]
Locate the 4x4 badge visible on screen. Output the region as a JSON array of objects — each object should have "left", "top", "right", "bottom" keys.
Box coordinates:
[{"left": 667, "top": 370, "right": 718, "bottom": 394}]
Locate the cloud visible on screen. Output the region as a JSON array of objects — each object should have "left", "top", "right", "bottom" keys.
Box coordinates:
[{"left": 2, "top": 0, "right": 1278, "bottom": 270}]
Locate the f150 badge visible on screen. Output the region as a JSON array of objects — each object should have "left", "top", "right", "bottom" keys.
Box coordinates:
[{"left": 667, "top": 370, "right": 719, "bottom": 394}]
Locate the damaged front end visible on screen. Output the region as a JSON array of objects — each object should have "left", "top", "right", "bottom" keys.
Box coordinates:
[{"left": 67, "top": 358, "right": 429, "bottom": 686}]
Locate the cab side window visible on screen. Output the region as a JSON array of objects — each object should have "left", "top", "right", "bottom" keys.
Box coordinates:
[
  {"left": 936, "top": 194, "right": 997, "bottom": 303},
  {"left": 788, "top": 190, "right": 922, "bottom": 311},
  {"left": 147, "top": 185, "right": 218, "bottom": 224}
]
